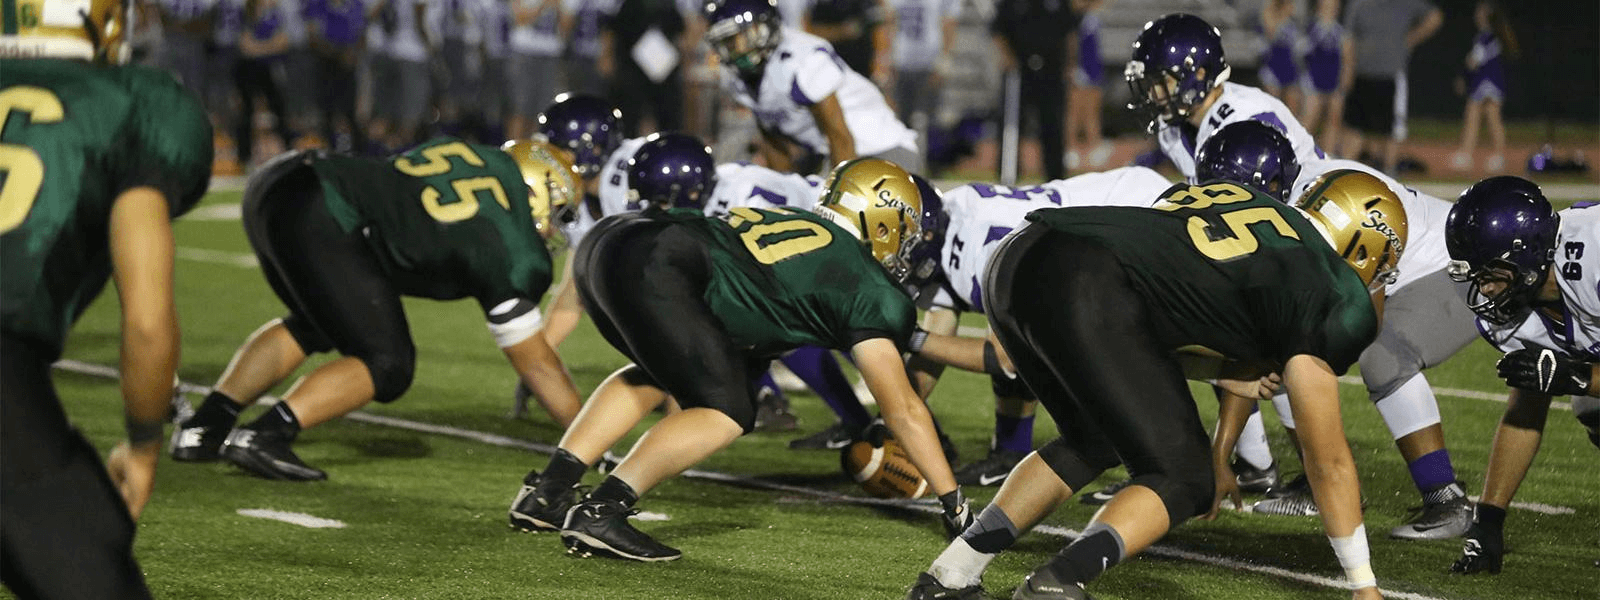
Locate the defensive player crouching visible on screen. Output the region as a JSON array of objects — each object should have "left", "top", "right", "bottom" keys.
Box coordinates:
[
  {"left": 507, "top": 159, "right": 971, "bottom": 561},
  {"left": 169, "top": 139, "right": 584, "bottom": 481}
]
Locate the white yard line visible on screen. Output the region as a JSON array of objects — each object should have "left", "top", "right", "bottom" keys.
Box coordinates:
[
  {"left": 237, "top": 508, "right": 347, "bottom": 529},
  {"left": 55, "top": 362, "right": 1572, "bottom": 600},
  {"left": 176, "top": 247, "right": 259, "bottom": 268}
]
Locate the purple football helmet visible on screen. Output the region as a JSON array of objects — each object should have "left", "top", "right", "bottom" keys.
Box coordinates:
[
  {"left": 537, "top": 93, "right": 624, "bottom": 178},
  {"left": 904, "top": 174, "right": 948, "bottom": 289},
  {"left": 1125, "top": 14, "right": 1231, "bottom": 133},
  {"left": 706, "top": 0, "right": 782, "bottom": 76},
  {"left": 626, "top": 133, "right": 716, "bottom": 211},
  {"left": 1195, "top": 120, "right": 1301, "bottom": 203},
  {"left": 1445, "top": 176, "right": 1560, "bottom": 325}
]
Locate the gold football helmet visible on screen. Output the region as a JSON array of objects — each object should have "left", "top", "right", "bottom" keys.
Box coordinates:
[
  {"left": 814, "top": 158, "right": 923, "bottom": 281},
  {"left": 501, "top": 139, "right": 579, "bottom": 238},
  {"left": 1, "top": 0, "right": 130, "bottom": 63},
  {"left": 1294, "top": 169, "right": 1409, "bottom": 291}
]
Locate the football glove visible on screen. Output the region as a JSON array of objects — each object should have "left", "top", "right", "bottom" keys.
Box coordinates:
[
  {"left": 1450, "top": 521, "right": 1504, "bottom": 575},
  {"left": 1496, "top": 348, "right": 1592, "bottom": 397},
  {"left": 938, "top": 489, "right": 974, "bottom": 539}
]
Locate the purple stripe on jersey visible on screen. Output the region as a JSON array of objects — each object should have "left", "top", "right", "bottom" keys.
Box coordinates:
[
  {"left": 1575, "top": 202, "right": 1600, "bottom": 209},
  {"left": 790, "top": 79, "right": 816, "bottom": 106},
  {"left": 968, "top": 276, "right": 984, "bottom": 313},
  {"left": 1474, "top": 317, "right": 1502, "bottom": 350}
]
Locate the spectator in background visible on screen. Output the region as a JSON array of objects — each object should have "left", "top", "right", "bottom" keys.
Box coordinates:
[
  {"left": 1340, "top": 0, "right": 1441, "bottom": 174},
  {"left": 368, "top": 0, "right": 435, "bottom": 152},
  {"left": 279, "top": 0, "right": 319, "bottom": 142},
  {"left": 805, "top": 0, "right": 884, "bottom": 77},
  {"left": 1299, "top": 0, "right": 1347, "bottom": 153},
  {"left": 304, "top": 0, "right": 367, "bottom": 154},
  {"left": 438, "top": 0, "right": 483, "bottom": 136},
  {"left": 157, "top": 0, "right": 215, "bottom": 96},
  {"left": 1257, "top": 0, "right": 1301, "bottom": 111},
  {"left": 991, "top": 0, "right": 1077, "bottom": 181},
  {"left": 604, "top": 0, "right": 688, "bottom": 136},
  {"left": 881, "top": 0, "right": 960, "bottom": 169},
  {"left": 506, "top": 0, "right": 566, "bottom": 139},
  {"left": 478, "top": 0, "right": 514, "bottom": 141},
  {"left": 210, "top": 0, "right": 247, "bottom": 171},
  {"left": 1064, "top": 0, "right": 1109, "bottom": 171},
  {"left": 237, "top": 0, "right": 299, "bottom": 167},
  {"left": 1452, "top": 0, "right": 1514, "bottom": 173},
  {"left": 562, "top": 0, "right": 615, "bottom": 96}
]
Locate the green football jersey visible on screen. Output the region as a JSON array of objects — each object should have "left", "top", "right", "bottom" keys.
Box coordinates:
[
  {"left": 1025, "top": 181, "right": 1377, "bottom": 374},
  {"left": 307, "top": 138, "right": 552, "bottom": 307},
  {"left": 656, "top": 207, "right": 916, "bottom": 356},
  {"left": 0, "top": 59, "right": 213, "bottom": 359}
]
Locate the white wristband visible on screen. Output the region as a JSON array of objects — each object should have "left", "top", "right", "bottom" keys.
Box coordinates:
[{"left": 1328, "top": 524, "right": 1376, "bottom": 588}]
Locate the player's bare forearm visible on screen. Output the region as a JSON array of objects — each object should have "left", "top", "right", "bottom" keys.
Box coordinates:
[
  {"left": 539, "top": 260, "right": 583, "bottom": 348},
  {"left": 110, "top": 188, "right": 180, "bottom": 437},
  {"left": 1480, "top": 388, "right": 1551, "bottom": 508},
  {"left": 758, "top": 128, "right": 794, "bottom": 172},
  {"left": 854, "top": 338, "right": 957, "bottom": 496},
  {"left": 810, "top": 95, "right": 857, "bottom": 164},
  {"left": 1211, "top": 390, "right": 1254, "bottom": 472},
  {"left": 504, "top": 334, "right": 582, "bottom": 427},
  {"left": 907, "top": 310, "right": 959, "bottom": 397},
  {"left": 1283, "top": 355, "right": 1364, "bottom": 537},
  {"left": 917, "top": 333, "right": 987, "bottom": 373}
]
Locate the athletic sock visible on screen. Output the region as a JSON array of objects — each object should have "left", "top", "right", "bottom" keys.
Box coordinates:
[
  {"left": 542, "top": 449, "right": 589, "bottom": 490},
  {"left": 1408, "top": 449, "right": 1458, "bottom": 501},
  {"left": 1235, "top": 407, "right": 1275, "bottom": 470},
  {"left": 1044, "top": 523, "right": 1126, "bottom": 586},
  {"left": 960, "top": 503, "right": 1021, "bottom": 553},
  {"left": 993, "top": 413, "right": 1034, "bottom": 454},
  {"left": 927, "top": 538, "right": 995, "bottom": 590},
  {"left": 246, "top": 403, "right": 301, "bottom": 437},
  {"left": 186, "top": 391, "right": 244, "bottom": 429},
  {"left": 590, "top": 476, "right": 640, "bottom": 507}
]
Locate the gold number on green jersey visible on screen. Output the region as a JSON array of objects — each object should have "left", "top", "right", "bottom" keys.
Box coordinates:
[
  {"left": 1157, "top": 182, "right": 1300, "bottom": 261},
  {"left": 394, "top": 142, "right": 510, "bottom": 223},
  {"left": 0, "top": 86, "right": 66, "bottom": 233},
  {"left": 726, "top": 207, "right": 834, "bottom": 264}
]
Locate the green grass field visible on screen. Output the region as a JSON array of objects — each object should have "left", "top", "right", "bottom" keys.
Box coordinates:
[{"left": 32, "top": 188, "right": 1599, "bottom": 599}]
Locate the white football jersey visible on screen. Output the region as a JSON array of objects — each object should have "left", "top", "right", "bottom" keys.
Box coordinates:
[
  {"left": 565, "top": 137, "right": 648, "bottom": 249},
  {"left": 1477, "top": 206, "right": 1600, "bottom": 360},
  {"left": 1290, "top": 158, "right": 1452, "bottom": 293},
  {"left": 720, "top": 28, "right": 917, "bottom": 159},
  {"left": 1159, "top": 82, "right": 1323, "bottom": 180},
  {"left": 929, "top": 167, "right": 1173, "bottom": 313},
  {"left": 703, "top": 163, "right": 823, "bottom": 217}
]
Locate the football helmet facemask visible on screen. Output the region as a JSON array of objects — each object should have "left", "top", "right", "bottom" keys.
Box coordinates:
[
  {"left": 501, "top": 139, "right": 580, "bottom": 239},
  {"left": 1125, "top": 13, "right": 1230, "bottom": 133},
  {"left": 904, "top": 174, "right": 948, "bottom": 289},
  {"left": 2, "top": 0, "right": 130, "bottom": 63},
  {"left": 1444, "top": 175, "right": 1560, "bottom": 326},
  {"left": 1294, "top": 169, "right": 1408, "bottom": 292},
  {"left": 814, "top": 159, "right": 923, "bottom": 282},
  {"left": 706, "top": 0, "right": 782, "bottom": 77}
]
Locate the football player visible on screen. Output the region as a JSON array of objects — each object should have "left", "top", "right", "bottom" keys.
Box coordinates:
[
  {"left": 705, "top": 0, "right": 922, "bottom": 174},
  {"left": 1124, "top": 13, "right": 1323, "bottom": 181},
  {"left": 908, "top": 172, "right": 1405, "bottom": 600},
  {"left": 1199, "top": 122, "right": 1478, "bottom": 541},
  {"left": 1444, "top": 176, "right": 1600, "bottom": 575},
  {"left": 168, "top": 139, "right": 584, "bottom": 481},
  {"left": 1, "top": 2, "right": 213, "bottom": 596},
  {"left": 902, "top": 167, "right": 1174, "bottom": 487},
  {"left": 507, "top": 159, "right": 972, "bottom": 561}
]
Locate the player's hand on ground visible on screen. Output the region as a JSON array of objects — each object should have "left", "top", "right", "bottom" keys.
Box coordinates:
[
  {"left": 1204, "top": 463, "right": 1243, "bottom": 519},
  {"left": 1450, "top": 522, "right": 1505, "bottom": 575},
  {"left": 107, "top": 440, "right": 160, "bottom": 520}
]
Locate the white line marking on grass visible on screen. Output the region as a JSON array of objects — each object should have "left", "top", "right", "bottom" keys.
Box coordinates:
[
  {"left": 183, "top": 204, "right": 242, "bottom": 221},
  {"left": 237, "top": 508, "right": 347, "bottom": 528},
  {"left": 631, "top": 511, "right": 672, "bottom": 522},
  {"left": 176, "top": 247, "right": 259, "bottom": 268},
  {"left": 1468, "top": 497, "right": 1576, "bottom": 516}
]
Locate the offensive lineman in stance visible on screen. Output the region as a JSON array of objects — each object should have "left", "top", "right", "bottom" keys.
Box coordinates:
[
  {"left": 169, "top": 139, "right": 584, "bottom": 481},
  {"left": 507, "top": 159, "right": 970, "bottom": 561},
  {"left": 909, "top": 171, "right": 1405, "bottom": 600},
  {"left": 1, "top": 1, "right": 213, "bottom": 596}
]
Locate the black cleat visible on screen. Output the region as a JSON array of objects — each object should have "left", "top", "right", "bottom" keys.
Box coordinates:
[
  {"left": 169, "top": 421, "right": 230, "bottom": 462},
  {"left": 1232, "top": 458, "right": 1279, "bottom": 494},
  {"left": 560, "top": 499, "right": 682, "bottom": 562},
  {"left": 508, "top": 471, "right": 584, "bottom": 532},
  {"left": 906, "top": 572, "right": 989, "bottom": 600},
  {"left": 753, "top": 387, "right": 799, "bottom": 432},
  {"left": 220, "top": 428, "right": 327, "bottom": 481},
  {"left": 1391, "top": 495, "right": 1473, "bottom": 540},
  {"left": 1012, "top": 567, "right": 1094, "bottom": 599},
  {"left": 1079, "top": 479, "right": 1131, "bottom": 506},
  {"left": 788, "top": 421, "right": 855, "bottom": 450},
  {"left": 956, "top": 449, "right": 1027, "bottom": 487}
]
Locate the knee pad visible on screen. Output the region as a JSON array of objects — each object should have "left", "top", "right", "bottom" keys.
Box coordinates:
[
  {"left": 990, "top": 370, "right": 1033, "bottom": 400},
  {"left": 361, "top": 346, "right": 416, "bottom": 404},
  {"left": 1129, "top": 461, "right": 1215, "bottom": 526},
  {"left": 1358, "top": 326, "right": 1424, "bottom": 401},
  {"left": 1574, "top": 396, "right": 1600, "bottom": 450},
  {"left": 1038, "top": 437, "right": 1116, "bottom": 492},
  {"left": 281, "top": 314, "right": 334, "bottom": 354},
  {"left": 1373, "top": 373, "right": 1442, "bottom": 440}
]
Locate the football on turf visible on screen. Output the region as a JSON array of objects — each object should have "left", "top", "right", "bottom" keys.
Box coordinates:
[{"left": 841, "top": 437, "right": 929, "bottom": 498}]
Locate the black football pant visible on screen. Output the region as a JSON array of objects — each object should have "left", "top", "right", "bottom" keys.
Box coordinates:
[
  {"left": 984, "top": 225, "right": 1215, "bottom": 526},
  {"left": 573, "top": 213, "right": 766, "bottom": 432},
  {"left": 242, "top": 152, "right": 417, "bottom": 404},
  {"left": 0, "top": 335, "right": 152, "bottom": 599}
]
